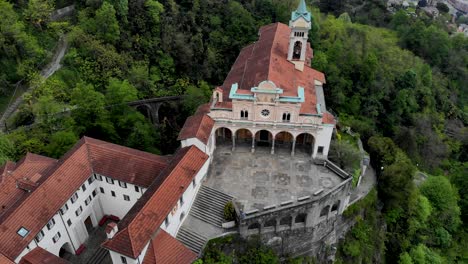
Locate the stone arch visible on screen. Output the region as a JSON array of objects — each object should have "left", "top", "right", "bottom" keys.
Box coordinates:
[
  {"left": 279, "top": 216, "right": 292, "bottom": 226},
  {"left": 215, "top": 127, "right": 232, "bottom": 146},
  {"left": 295, "top": 133, "right": 315, "bottom": 155},
  {"left": 255, "top": 130, "right": 273, "bottom": 148},
  {"left": 264, "top": 218, "right": 276, "bottom": 227},
  {"left": 331, "top": 200, "right": 340, "bottom": 212},
  {"left": 320, "top": 205, "right": 330, "bottom": 217},
  {"left": 59, "top": 242, "right": 73, "bottom": 259},
  {"left": 136, "top": 104, "right": 154, "bottom": 123},
  {"left": 274, "top": 131, "right": 294, "bottom": 154},
  {"left": 248, "top": 222, "right": 260, "bottom": 230},
  {"left": 295, "top": 213, "right": 307, "bottom": 223},
  {"left": 235, "top": 128, "right": 253, "bottom": 147}
]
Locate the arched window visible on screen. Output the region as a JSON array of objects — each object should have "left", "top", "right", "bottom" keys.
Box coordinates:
[
  {"left": 293, "top": 41, "right": 302, "bottom": 60},
  {"left": 241, "top": 110, "right": 248, "bottom": 120},
  {"left": 265, "top": 219, "right": 276, "bottom": 227},
  {"left": 280, "top": 216, "right": 292, "bottom": 226},
  {"left": 295, "top": 213, "right": 307, "bottom": 223},
  {"left": 248, "top": 222, "right": 260, "bottom": 230},
  {"left": 320, "top": 206, "right": 330, "bottom": 217},
  {"left": 331, "top": 201, "right": 340, "bottom": 212},
  {"left": 282, "top": 112, "right": 291, "bottom": 122}
]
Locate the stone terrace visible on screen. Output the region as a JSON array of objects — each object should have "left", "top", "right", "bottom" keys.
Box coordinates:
[{"left": 204, "top": 145, "right": 345, "bottom": 212}]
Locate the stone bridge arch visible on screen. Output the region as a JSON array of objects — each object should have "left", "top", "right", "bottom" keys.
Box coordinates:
[{"left": 128, "top": 96, "right": 183, "bottom": 126}]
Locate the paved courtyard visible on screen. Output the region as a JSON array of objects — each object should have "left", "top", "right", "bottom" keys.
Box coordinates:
[{"left": 204, "top": 145, "right": 344, "bottom": 212}]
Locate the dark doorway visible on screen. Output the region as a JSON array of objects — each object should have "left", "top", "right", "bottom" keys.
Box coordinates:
[
  {"left": 84, "top": 216, "right": 93, "bottom": 233},
  {"left": 59, "top": 242, "right": 73, "bottom": 260},
  {"left": 260, "top": 130, "right": 269, "bottom": 141}
]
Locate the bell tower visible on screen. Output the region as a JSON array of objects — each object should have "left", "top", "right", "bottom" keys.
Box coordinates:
[{"left": 287, "top": 0, "right": 312, "bottom": 71}]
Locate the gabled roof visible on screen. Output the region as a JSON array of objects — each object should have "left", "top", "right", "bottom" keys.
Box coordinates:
[
  {"left": 19, "top": 247, "right": 70, "bottom": 264},
  {"left": 0, "top": 154, "right": 57, "bottom": 218},
  {"left": 218, "top": 23, "right": 325, "bottom": 115},
  {"left": 102, "top": 146, "right": 208, "bottom": 258},
  {"left": 85, "top": 138, "right": 170, "bottom": 187},
  {"left": 178, "top": 103, "right": 214, "bottom": 144},
  {"left": 142, "top": 230, "right": 197, "bottom": 264},
  {"left": 0, "top": 137, "right": 171, "bottom": 260}
]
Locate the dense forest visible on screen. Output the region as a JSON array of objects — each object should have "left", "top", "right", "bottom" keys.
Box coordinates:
[{"left": 0, "top": 0, "right": 466, "bottom": 263}]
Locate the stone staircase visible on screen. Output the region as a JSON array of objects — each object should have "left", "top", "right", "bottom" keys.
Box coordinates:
[
  {"left": 190, "top": 185, "right": 234, "bottom": 227},
  {"left": 86, "top": 247, "right": 109, "bottom": 264},
  {"left": 176, "top": 227, "right": 208, "bottom": 254}
]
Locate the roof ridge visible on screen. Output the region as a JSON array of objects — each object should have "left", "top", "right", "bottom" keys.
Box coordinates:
[
  {"left": 85, "top": 139, "right": 168, "bottom": 164},
  {"left": 126, "top": 146, "right": 197, "bottom": 255},
  {"left": 267, "top": 23, "right": 281, "bottom": 83}
]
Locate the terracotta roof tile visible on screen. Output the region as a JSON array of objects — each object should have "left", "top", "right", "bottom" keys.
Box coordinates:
[
  {"left": 102, "top": 146, "right": 208, "bottom": 258},
  {"left": 0, "top": 253, "right": 14, "bottom": 263},
  {"left": 322, "top": 112, "right": 336, "bottom": 125},
  {"left": 0, "top": 139, "right": 93, "bottom": 259},
  {"left": 86, "top": 138, "right": 170, "bottom": 187},
  {"left": 178, "top": 114, "right": 215, "bottom": 144},
  {"left": 0, "top": 154, "right": 57, "bottom": 218},
  {"left": 0, "top": 137, "right": 171, "bottom": 260},
  {"left": 217, "top": 22, "right": 326, "bottom": 117},
  {"left": 19, "top": 247, "right": 70, "bottom": 264},
  {"left": 142, "top": 230, "right": 197, "bottom": 264}
]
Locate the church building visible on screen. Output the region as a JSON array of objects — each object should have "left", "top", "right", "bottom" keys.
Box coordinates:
[{"left": 0, "top": 1, "right": 349, "bottom": 263}]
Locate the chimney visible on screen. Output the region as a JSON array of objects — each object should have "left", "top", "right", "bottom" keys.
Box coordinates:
[{"left": 106, "top": 222, "right": 118, "bottom": 239}]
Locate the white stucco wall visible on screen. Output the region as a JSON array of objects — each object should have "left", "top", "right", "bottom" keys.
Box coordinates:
[
  {"left": 160, "top": 159, "right": 209, "bottom": 237},
  {"left": 96, "top": 174, "right": 143, "bottom": 219}
]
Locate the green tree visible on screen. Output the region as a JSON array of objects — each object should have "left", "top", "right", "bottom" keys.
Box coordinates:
[
  {"left": 70, "top": 82, "right": 116, "bottom": 139},
  {"left": 23, "top": 0, "right": 54, "bottom": 30},
  {"left": 420, "top": 176, "right": 461, "bottom": 233},
  {"left": 328, "top": 139, "right": 361, "bottom": 171},
  {"left": 0, "top": 133, "right": 15, "bottom": 165},
  {"left": 95, "top": 2, "right": 120, "bottom": 44},
  {"left": 45, "top": 130, "right": 78, "bottom": 158}
]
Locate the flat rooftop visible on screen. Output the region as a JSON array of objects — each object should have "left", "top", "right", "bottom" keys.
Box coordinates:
[{"left": 204, "top": 145, "right": 346, "bottom": 212}]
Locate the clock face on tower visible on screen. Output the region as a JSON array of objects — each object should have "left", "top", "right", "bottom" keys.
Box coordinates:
[{"left": 261, "top": 109, "right": 270, "bottom": 117}]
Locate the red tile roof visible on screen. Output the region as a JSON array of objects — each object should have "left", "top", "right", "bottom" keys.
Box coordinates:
[
  {"left": 142, "top": 230, "right": 197, "bottom": 264},
  {"left": 216, "top": 22, "right": 328, "bottom": 117},
  {"left": 102, "top": 146, "right": 208, "bottom": 258},
  {"left": 19, "top": 247, "right": 70, "bottom": 264},
  {"left": 0, "top": 253, "right": 14, "bottom": 263},
  {"left": 0, "top": 137, "right": 171, "bottom": 260},
  {"left": 178, "top": 114, "right": 214, "bottom": 145},
  {"left": 0, "top": 154, "right": 57, "bottom": 218},
  {"left": 322, "top": 112, "right": 336, "bottom": 125},
  {"left": 85, "top": 138, "right": 170, "bottom": 187}
]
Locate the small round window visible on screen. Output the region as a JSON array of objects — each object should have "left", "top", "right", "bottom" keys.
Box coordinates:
[{"left": 261, "top": 109, "right": 270, "bottom": 117}]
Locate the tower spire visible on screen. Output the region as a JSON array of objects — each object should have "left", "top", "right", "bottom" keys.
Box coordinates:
[
  {"left": 288, "top": 0, "right": 312, "bottom": 71},
  {"left": 297, "top": 0, "right": 307, "bottom": 14},
  {"left": 291, "top": 0, "right": 311, "bottom": 22}
]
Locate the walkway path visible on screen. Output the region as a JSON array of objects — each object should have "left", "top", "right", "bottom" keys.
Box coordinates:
[
  {"left": 349, "top": 165, "right": 376, "bottom": 205},
  {"left": 0, "top": 35, "right": 69, "bottom": 131}
]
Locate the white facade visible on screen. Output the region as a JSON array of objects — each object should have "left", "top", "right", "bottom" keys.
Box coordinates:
[
  {"left": 107, "top": 153, "right": 211, "bottom": 264},
  {"left": 13, "top": 173, "right": 148, "bottom": 263}
]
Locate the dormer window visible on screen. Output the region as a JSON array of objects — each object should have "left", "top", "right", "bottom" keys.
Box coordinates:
[
  {"left": 240, "top": 110, "right": 249, "bottom": 120},
  {"left": 282, "top": 113, "right": 291, "bottom": 122}
]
